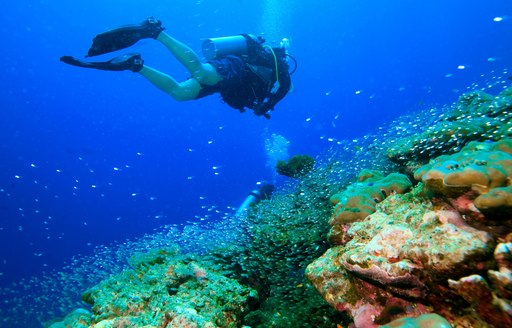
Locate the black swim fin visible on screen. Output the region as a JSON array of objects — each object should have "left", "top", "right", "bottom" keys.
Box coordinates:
[
  {"left": 87, "top": 17, "right": 164, "bottom": 57},
  {"left": 60, "top": 53, "right": 144, "bottom": 72}
]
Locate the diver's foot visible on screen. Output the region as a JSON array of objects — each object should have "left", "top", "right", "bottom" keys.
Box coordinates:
[
  {"left": 87, "top": 17, "right": 165, "bottom": 57},
  {"left": 60, "top": 53, "right": 144, "bottom": 72},
  {"left": 108, "top": 53, "right": 144, "bottom": 72},
  {"left": 141, "top": 17, "right": 165, "bottom": 39}
]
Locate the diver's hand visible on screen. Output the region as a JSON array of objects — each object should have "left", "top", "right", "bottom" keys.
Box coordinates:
[{"left": 253, "top": 103, "right": 272, "bottom": 119}]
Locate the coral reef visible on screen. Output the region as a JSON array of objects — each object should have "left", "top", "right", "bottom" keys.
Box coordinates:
[
  {"left": 50, "top": 247, "right": 256, "bottom": 328},
  {"left": 237, "top": 170, "right": 350, "bottom": 327},
  {"left": 307, "top": 138, "right": 512, "bottom": 327},
  {"left": 414, "top": 139, "right": 512, "bottom": 197},
  {"left": 380, "top": 313, "right": 452, "bottom": 328},
  {"left": 474, "top": 185, "right": 512, "bottom": 217},
  {"left": 275, "top": 154, "right": 315, "bottom": 178},
  {"left": 47, "top": 166, "right": 347, "bottom": 328},
  {"left": 328, "top": 170, "right": 412, "bottom": 244},
  {"left": 307, "top": 185, "right": 497, "bottom": 327},
  {"left": 448, "top": 242, "right": 512, "bottom": 327},
  {"left": 414, "top": 138, "right": 512, "bottom": 221},
  {"left": 47, "top": 308, "right": 92, "bottom": 328},
  {"left": 25, "top": 89, "right": 512, "bottom": 328},
  {"left": 387, "top": 87, "right": 512, "bottom": 167}
]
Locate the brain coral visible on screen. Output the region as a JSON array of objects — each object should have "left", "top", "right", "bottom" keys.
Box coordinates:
[{"left": 414, "top": 138, "right": 512, "bottom": 215}]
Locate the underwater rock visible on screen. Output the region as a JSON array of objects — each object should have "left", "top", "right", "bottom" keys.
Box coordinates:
[
  {"left": 448, "top": 242, "right": 512, "bottom": 327},
  {"left": 387, "top": 87, "right": 512, "bottom": 167},
  {"left": 488, "top": 242, "right": 512, "bottom": 300},
  {"left": 307, "top": 186, "right": 496, "bottom": 327},
  {"left": 53, "top": 247, "right": 255, "bottom": 328},
  {"left": 275, "top": 154, "right": 315, "bottom": 178},
  {"left": 328, "top": 170, "right": 412, "bottom": 245},
  {"left": 414, "top": 138, "right": 512, "bottom": 218}
]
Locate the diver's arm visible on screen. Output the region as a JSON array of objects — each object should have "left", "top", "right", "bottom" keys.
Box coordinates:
[
  {"left": 269, "top": 68, "right": 292, "bottom": 107},
  {"left": 253, "top": 67, "right": 291, "bottom": 118}
]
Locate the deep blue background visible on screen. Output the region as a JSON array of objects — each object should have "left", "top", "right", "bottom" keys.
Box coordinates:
[{"left": 1, "top": 0, "right": 511, "bottom": 285}]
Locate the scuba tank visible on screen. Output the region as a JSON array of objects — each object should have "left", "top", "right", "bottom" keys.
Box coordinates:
[
  {"left": 202, "top": 34, "right": 261, "bottom": 60},
  {"left": 235, "top": 183, "right": 274, "bottom": 217}
]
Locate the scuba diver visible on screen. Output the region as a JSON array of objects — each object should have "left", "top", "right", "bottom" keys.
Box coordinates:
[
  {"left": 235, "top": 182, "right": 274, "bottom": 217},
  {"left": 60, "top": 17, "right": 295, "bottom": 119}
]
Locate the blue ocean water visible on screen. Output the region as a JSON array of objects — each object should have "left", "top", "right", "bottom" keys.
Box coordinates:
[{"left": 0, "top": 0, "right": 511, "bottom": 324}]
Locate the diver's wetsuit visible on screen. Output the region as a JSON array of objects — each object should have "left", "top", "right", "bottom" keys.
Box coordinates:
[{"left": 196, "top": 36, "right": 291, "bottom": 118}]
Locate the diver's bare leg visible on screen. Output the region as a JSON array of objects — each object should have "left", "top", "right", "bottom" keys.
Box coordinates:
[
  {"left": 138, "top": 66, "right": 202, "bottom": 101},
  {"left": 156, "top": 32, "right": 221, "bottom": 85}
]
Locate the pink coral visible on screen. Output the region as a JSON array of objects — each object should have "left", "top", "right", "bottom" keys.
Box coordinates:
[
  {"left": 488, "top": 242, "right": 512, "bottom": 300},
  {"left": 448, "top": 273, "right": 512, "bottom": 327},
  {"left": 307, "top": 187, "right": 496, "bottom": 327},
  {"left": 448, "top": 242, "right": 512, "bottom": 327}
]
